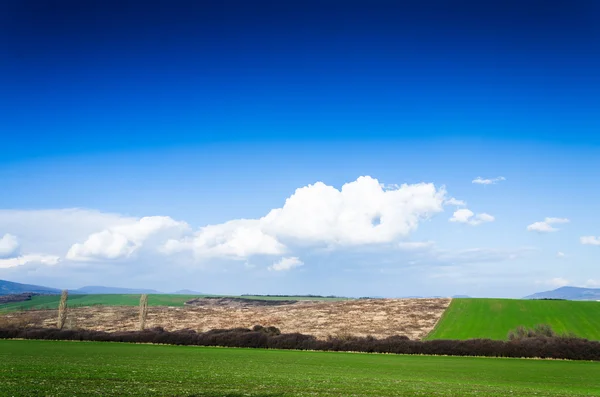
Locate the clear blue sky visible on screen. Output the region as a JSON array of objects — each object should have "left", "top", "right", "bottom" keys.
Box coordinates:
[{"left": 0, "top": 0, "right": 599, "bottom": 297}]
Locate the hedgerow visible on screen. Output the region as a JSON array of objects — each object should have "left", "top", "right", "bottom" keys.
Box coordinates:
[{"left": 0, "top": 326, "right": 598, "bottom": 361}]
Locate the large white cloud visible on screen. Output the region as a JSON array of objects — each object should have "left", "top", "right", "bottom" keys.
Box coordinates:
[
  {"left": 0, "top": 233, "right": 19, "bottom": 258},
  {"left": 67, "top": 216, "right": 189, "bottom": 261},
  {"left": 163, "top": 176, "right": 447, "bottom": 260},
  {"left": 449, "top": 209, "right": 494, "bottom": 226},
  {"left": 527, "top": 217, "right": 569, "bottom": 233}
]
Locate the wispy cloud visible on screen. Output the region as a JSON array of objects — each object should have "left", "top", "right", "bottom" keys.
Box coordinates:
[
  {"left": 444, "top": 197, "right": 466, "bottom": 207},
  {"left": 580, "top": 236, "right": 600, "bottom": 246},
  {"left": 527, "top": 217, "right": 570, "bottom": 233},
  {"left": 472, "top": 176, "right": 506, "bottom": 185}
]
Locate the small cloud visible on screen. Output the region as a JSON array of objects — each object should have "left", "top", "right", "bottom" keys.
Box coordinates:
[
  {"left": 449, "top": 209, "right": 495, "bottom": 226},
  {"left": 527, "top": 217, "right": 570, "bottom": 233},
  {"left": 580, "top": 236, "right": 600, "bottom": 246},
  {"left": 584, "top": 279, "right": 600, "bottom": 288},
  {"left": 0, "top": 233, "right": 20, "bottom": 258},
  {"left": 444, "top": 197, "right": 466, "bottom": 207},
  {"left": 268, "top": 257, "right": 304, "bottom": 272},
  {"left": 556, "top": 251, "right": 566, "bottom": 258},
  {"left": 537, "top": 277, "right": 571, "bottom": 288},
  {"left": 472, "top": 176, "right": 506, "bottom": 185}
]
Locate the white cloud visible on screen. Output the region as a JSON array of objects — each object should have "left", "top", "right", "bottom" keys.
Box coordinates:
[
  {"left": 164, "top": 176, "right": 448, "bottom": 260},
  {"left": 67, "top": 216, "right": 190, "bottom": 261},
  {"left": 261, "top": 176, "right": 446, "bottom": 245},
  {"left": 0, "top": 254, "right": 60, "bottom": 269},
  {"left": 580, "top": 236, "right": 600, "bottom": 246},
  {"left": 449, "top": 209, "right": 495, "bottom": 226},
  {"left": 584, "top": 279, "right": 600, "bottom": 288},
  {"left": 0, "top": 233, "right": 19, "bottom": 258},
  {"left": 444, "top": 197, "right": 466, "bottom": 207},
  {"left": 269, "top": 257, "right": 304, "bottom": 271},
  {"left": 472, "top": 176, "right": 506, "bottom": 185},
  {"left": 526, "top": 217, "right": 569, "bottom": 233},
  {"left": 162, "top": 219, "right": 286, "bottom": 260},
  {"left": 557, "top": 251, "right": 566, "bottom": 258}
]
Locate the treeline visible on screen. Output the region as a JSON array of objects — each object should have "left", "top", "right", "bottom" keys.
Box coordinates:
[{"left": 1, "top": 325, "right": 599, "bottom": 361}]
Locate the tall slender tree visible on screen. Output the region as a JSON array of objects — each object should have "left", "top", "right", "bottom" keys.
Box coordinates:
[
  {"left": 139, "top": 294, "right": 149, "bottom": 331},
  {"left": 57, "top": 289, "right": 68, "bottom": 330}
]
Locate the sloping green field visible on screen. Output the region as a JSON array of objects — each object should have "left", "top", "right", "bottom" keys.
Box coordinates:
[
  {"left": 0, "top": 294, "right": 346, "bottom": 312},
  {"left": 0, "top": 340, "right": 598, "bottom": 396},
  {"left": 427, "top": 298, "right": 600, "bottom": 341}
]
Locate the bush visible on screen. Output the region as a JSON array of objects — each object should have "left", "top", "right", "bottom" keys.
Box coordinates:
[
  {"left": 0, "top": 325, "right": 598, "bottom": 361},
  {"left": 508, "top": 324, "right": 556, "bottom": 340}
]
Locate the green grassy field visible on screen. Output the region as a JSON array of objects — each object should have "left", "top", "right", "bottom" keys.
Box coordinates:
[
  {"left": 0, "top": 340, "right": 598, "bottom": 397},
  {"left": 0, "top": 340, "right": 600, "bottom": 397},
  {"left": 0, "top": 294, "right": 346, "bottom": 312},
  {"left": 427, "top": 298, "right": 600, "bottom": 341}
]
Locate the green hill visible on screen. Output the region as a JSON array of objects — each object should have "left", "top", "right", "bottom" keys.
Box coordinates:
[
  {"left": 427, "top": 298, "right": 600, "bottom": 341},
  {"left": 0, "top": 293, "right": 345, "bottom": 312}
]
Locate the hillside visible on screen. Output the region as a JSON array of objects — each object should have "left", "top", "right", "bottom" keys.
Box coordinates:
[
  {"left": 525, "top": 286, "right": 600, "bottom": 301},
  {"left": 0, "top": 280, "right": 60, "bottom": 295},
  {"left": 73, "top": 286, "right": 161, "bottom": 294},
  {"left": 426, "top": 298, "right": 600, "bottom": 341}
]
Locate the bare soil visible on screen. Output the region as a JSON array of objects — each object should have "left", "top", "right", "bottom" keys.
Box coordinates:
[{"left": 1, "top": 298, "right": 451, "bottom": 340}]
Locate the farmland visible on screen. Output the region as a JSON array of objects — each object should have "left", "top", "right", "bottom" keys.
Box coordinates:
[
  {"left": 427, "top": 298, "right": 600, "bottom": 340},
  {"left": 0, "top": 298, "right": 450, "bottom": 340},
  {"left": 0, "top": 340, "right": 598, "bottom": 396},
  {"left": 0, "top": 294, "right": 347, "bottom": 313}
]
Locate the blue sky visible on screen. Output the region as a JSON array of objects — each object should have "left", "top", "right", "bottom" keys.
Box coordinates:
[{"left": 0, "top": 0, "right": 599, "bottom": 297}]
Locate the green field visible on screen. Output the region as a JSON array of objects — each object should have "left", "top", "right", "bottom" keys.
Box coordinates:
[
  {"left": 0, "top": 294, "right": 346, "bottom": 312},
  {"left": 427, "top": 298, "right": 600, "bottom": 341},
  {"left": 0, "top": 340, "right": 598, "bottom": 396}
]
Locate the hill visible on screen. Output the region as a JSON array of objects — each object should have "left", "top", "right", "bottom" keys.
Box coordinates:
[
  {"left": 73, "top": 286, "right": 161, "bottom": 294},
  {"left": 0, "top": 280, "right": 60, "bottom": 295},
  {"left": 426, "top": 298, "right": 600, "bottom": 341},
  {"left": 524, "top": 286, "right": 600, "bottom": 301}
]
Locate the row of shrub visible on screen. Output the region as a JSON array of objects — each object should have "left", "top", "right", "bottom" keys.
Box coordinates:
[{"left": 1, "top": 325, "right": 599, "bottom": 361}]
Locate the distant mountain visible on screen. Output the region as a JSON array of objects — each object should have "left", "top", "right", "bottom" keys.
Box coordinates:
[
  {"left": 0, "top": 279, "right": 61, "bottom": 295},
  {"left": 524, "top": 286, "right": 600, "bottom": 301},
  {"left": 72, "top": 286, "right": 162, "bottom": 294},
  {"left": 452, "top": 295, "right": 471, "bottom": 298},
  {"left": 171, "top": 289, "right": 204, "bottom": 295}
]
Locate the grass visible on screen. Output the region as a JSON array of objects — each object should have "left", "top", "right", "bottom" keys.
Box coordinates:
[
  {"left": 427, "top": 298, "right": 600, "bottom": 341},
  {"left": 0, "top": 340, "right": 598, "bottom": 396},
  {"left": 0, "top": 294, "right": 346, "bottom": 312}
]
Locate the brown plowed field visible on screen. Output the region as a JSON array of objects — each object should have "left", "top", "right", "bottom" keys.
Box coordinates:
[{"left": 1, "top": 298, "right": 451, "bottom": 340}]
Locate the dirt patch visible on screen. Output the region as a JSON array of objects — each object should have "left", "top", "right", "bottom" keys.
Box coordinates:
[
  {"left": 185, "top": 297, "right": 300, "bottom": 307},
  {"left": 2, "top": 298, "right": 451, "bottom": 340}
]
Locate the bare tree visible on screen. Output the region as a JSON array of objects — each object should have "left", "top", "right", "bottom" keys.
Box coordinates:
[
  {"left": 139, "top": 294, "right": 149, "bottom": 331},
  {"left": 57, "top": 290, "right": 68, "bottom": 330}
]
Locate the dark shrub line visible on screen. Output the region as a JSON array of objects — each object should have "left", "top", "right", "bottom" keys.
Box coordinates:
[{"left": 1, "top": 326, "right": 598, "bottom": 361}]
